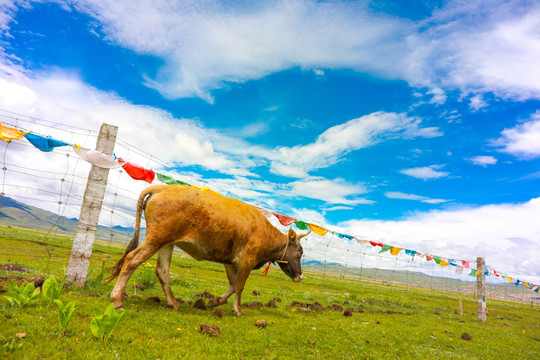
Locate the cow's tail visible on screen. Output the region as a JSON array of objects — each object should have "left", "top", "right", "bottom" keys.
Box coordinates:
[{"left": 106, "top": 186, "right": 155, "bottom": 283}]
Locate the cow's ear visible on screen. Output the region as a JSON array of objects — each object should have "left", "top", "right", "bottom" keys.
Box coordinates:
[{"left": 288, "top": 229, "right": 297, "bottom": 243}]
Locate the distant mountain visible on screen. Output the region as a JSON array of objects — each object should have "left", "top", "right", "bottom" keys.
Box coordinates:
[
  {"left": 0, "top": 196, "right": 136, "bottom": 243},
  {"left": 302, "top": 259, "right": 343, "bottom": 267}
]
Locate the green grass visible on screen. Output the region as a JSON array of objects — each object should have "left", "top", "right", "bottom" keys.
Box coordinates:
[{"left": 0, "top": 227, "right": 539, "bottom": 359}]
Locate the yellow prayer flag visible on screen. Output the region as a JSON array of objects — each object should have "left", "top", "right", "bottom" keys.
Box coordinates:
[
  {"left": 476, "top": 270, "right": 482, "bottom": 276},
  {"left": 308, "top": 223, "right": 328, "bottom": 236},
  {"left": 0, "top": 122, "right": 29, "bottom": 142},
  {"left": 389, "top": 247, "right": 403, "bottom": 256},
  {"left": 440, "top": 260, "right": 449, "bottom": 267},
  {"left": 507, "top": 276, "right": 514, "bottom": 282}
]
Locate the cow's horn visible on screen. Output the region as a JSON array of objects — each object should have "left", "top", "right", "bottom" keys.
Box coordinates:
[{"left": 297, "top": 231, "right": 309, "bottom": 240}]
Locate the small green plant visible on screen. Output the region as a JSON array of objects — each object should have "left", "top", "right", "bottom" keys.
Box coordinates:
[
  {"left": 42, "top": 276, "right": 67, "bottom": 302},
  {"left": 54, "top": 299, "right": 76, "bottom": 335},
  {"left": 2, "top": 337, "right": 23, "bottom": 352},
  {"left": 90, "top": 303, "right": 126, "bottom": 343},
  {"left": 85, "top": 261, "right": 106, "bottom": 289},
  {"left": 2, "top": 280, "right": 40, "bottom": 308}
]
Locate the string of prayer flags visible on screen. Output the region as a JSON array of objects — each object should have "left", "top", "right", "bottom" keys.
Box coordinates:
[
  {"left": 0, "top": 122, "right": 30, "bottom": 141},
  {"left": 24, "top": 133, "right": 68, "bottom": 152},
  {"left": 120, "top": 159, "right": 155, "bottom": 183},
  {"left": 12, "top": 123, "right": 540, "bottom": 293},
  {"left": 73, "top": 145, "right": 126, "bottom": 169},
  {"left": 156, "top": 173, "right": 189, "bottom": 185},
  {"left": 308, "top": 223, "right": 328, "bottom": 236},
  {"left": 272, "top": 212, "right": 295, "bottom": 226},
  {"left": 295, "top": 220, "right": 309, "bottom": 230}
]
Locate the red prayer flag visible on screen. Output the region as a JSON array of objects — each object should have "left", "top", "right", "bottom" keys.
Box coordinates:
[
  {"left": 272, "top": 212, "right": 295, "bottom": 226},
  {"left": 461, "top": 260, "right": 470, "bottom": 268},
  {"left": 120, "top": 159, "right": 155, "bottom": 183},
  {"left": 425, "top": 255, "right": 433, "bottom": 261},
  {"left": 369, "top": 241, "right": 384, "bottom": 247}
]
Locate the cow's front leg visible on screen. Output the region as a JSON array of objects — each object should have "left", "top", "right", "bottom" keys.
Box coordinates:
[
  {"left": 231, "top": 265, "right": 252, "bottom": 316},
  {"left": 208, "top": 264, "right": 237, "bottom": 308}
]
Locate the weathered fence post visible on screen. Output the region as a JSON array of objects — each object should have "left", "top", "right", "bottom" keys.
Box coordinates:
[
  {"left": 66, "top": 123, "right": 118, "bottom": 287},
  {"left": 476, "top": 256, "right": 486, "bottom": 322}
]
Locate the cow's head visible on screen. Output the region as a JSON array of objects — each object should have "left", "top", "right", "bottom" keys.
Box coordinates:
[{"left": 278, "top": 229, "right": 308, "bottom": 282}]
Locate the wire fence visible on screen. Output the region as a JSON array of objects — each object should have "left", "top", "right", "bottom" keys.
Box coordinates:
[{"left": 0, "top": 112, "right": 538, "bottom": 308}]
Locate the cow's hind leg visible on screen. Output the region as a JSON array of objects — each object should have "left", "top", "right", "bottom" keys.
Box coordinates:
[
  {"left": 208, "top": 264, "right": 237, "bottom": 308},
  {"left": 155, "top": 244, "right": 179, "bottom": 310},
  {"left": 110, "top": 241, "right": 160, "bottom": 309}
]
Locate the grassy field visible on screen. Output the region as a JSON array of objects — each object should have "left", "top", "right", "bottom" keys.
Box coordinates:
[{"left": 0, "top": 227, "right": 539, "bottom": 359}]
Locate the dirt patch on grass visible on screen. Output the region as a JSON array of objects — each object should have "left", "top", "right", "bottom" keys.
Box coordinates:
[
  {"left": 0, "top": 275, "right": 25, "bottom": 292},
  {"left": 0, "top": 263, "right": 28, "bottom": 273},
  {"left": 199, "top": 324, "right": 220, "bottom": 337},
  {"left": 194, "top": 298, "right": 207, "bottom": 310}
]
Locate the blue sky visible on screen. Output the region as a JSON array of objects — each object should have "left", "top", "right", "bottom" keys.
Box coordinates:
[{"left": 0, "top": 0, "right": 539, "bottom": 281}]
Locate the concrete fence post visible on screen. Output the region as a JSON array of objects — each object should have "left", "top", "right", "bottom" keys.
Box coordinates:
[
  {"left": 476, "top": 256, "right": 486, "bottom": 322},
  {"left": 66, "top": 123, "right": 118, "bottom": 287}
]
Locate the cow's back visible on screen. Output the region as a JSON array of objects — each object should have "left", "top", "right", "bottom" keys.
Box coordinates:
[{"left": 143, "top": 185, "right": 278, "bottom": 264}]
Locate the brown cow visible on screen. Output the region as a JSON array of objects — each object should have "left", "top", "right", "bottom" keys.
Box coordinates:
[{"left": 108, "top": 185, "right": 306, "bottom": 316}]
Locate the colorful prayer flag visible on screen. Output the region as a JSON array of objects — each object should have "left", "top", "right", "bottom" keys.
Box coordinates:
[
  {"left": 379, "top": 245, "right": 392, "bottom": 253},
  {"left": 272, "top": 212, "right": 295, "bottom": 226},
  {"left": 337, "top": 233, "right": 354, "bottom": 241},
  {"left": 295, "top": 220, "right": 309, "bottom": 230},
  {"left": 308, "top": 223, "right": 328, "bottom": 236},
  {"left": 156, "top": 173, "right": 189, "bottom": 185},
  {"left": 24, "top": 133, "right": 68, "bottom": 151},
  {"left": 0, "top": 122, "right": 29, "bottom": 142},
  {"left": 390, "top": 247, "right": 403, "bottom": 255},
  {"left": 120, "top": 160, "right": 155, "bottom": 183},
  {"left": 74, "top": 146, "right": 126, "bottom": 169}
]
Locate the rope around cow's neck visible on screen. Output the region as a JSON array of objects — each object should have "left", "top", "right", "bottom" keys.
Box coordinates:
[{"left": 262, "top": 237, "right": 289, "bottom": 276}]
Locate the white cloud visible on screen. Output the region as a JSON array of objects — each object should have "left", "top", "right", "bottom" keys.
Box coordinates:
[
  {"left": 385, "top": 191, "right": 449, "bottom": 204},
  {"left": 272, "top": 112, "right": 441, "bottom": 177},
  {"left": 468, "top": 155, "right": 497, "bottom": 167},
  {"left": 340, "top": 197, "right": 540, "bottom": 283},
  {"left": 469, "top": 94, "right": 488, "bottom": 111},
  {"left": 495, "top": 111, "right": 540, "bottom": 159},
  {"left": 285, "top": 177, "right": 372, "bottom": 206},
  {"left": 400, "top": 165, "right": 449, "bottom": 180},
  {"left": 427, "top": 87, "right": 447, "bottom": 105}
]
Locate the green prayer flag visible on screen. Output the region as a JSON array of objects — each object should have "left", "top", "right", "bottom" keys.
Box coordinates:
[
  {"left": 156, "top": 173, "right": 189, "bottom": 186},
  {"left": 379, "top": 245, "right": 392, "bottom": 253},
  {"left": 295, "top": 220, "right": 309, "bottom": 230},
  {"left": 433, "top": 256, "right": 441, "bottom": 264},
  {"left": 469, "top": 269, "right": 477, "bottom": 276}
]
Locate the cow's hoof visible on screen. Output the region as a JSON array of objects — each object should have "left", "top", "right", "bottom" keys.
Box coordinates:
[
  {"left": 208, "top": 297, "right": 223, "bottom": 308},
  {"left": 233, "top": 309, "right": 244, "bottom": 317}
]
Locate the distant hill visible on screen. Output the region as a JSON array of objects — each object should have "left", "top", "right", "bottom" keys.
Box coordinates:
[
  {"left": 0, "top": 196, "right": 137, "bottom": 243},
  {"left": 302, "top": 259, "right": 343, "bottom": 267}
]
